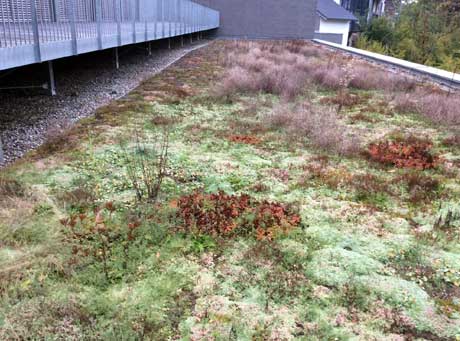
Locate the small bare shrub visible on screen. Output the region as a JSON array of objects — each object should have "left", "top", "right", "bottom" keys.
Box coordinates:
[{"left": 121, "top": 128, "right": 169, "bottom": 202}]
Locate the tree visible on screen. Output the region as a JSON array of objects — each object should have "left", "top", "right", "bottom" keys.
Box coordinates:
[
  {"left": 367, "top": 0, "right": 375, "bottom": 23},
  {"left": 360, "top": 0, "right": 460, "bottom": 72}
]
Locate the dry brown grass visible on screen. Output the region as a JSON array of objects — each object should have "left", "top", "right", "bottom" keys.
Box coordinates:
[
  {"left": 0, "top": 177, "right": 25, "bottom": 198},
  {"left": 56, "top": 187, "right": 96, "bottom": 211},
  {"left": 349, "top": 113, "right": 377, "bottom": 124},
  {"left": 391, "top": 93, "right": 419, "bottom": 114},
  {"left": 418, "top": 92, "right": 460, "bottom": 125},
  {"left": 442, "top": 134, "right": 460, "bottom": 147},
  {"left": 320, "top": 90, "right": 370, "bottom": 110},
  {"left": 0, "top": 197, "right": 35, "bottom": 233},
  {"left": 264, "top": 101, "right": 361, "bottom": 155},
  {"left": 396, "top": 171, "right": 440, "bottom": 203},
  {"left": 216, "top": 57, "right": 312, "bottom": 100},
  {"left": 0, "top": 178, "right": 40, "bottom": 244},
  {"left": 214, "top": 41, "right": 333, "bottom": 100},
  {"left": 34, "top": 120, "right": 83, "bottom": 158},
  {"left": 392, "top": 90, "right": 460, "bottom": 125},
  {"left": 348, "top": 64, "right": 416, "bottom": 92},
  {"left": 216, "top": 41, "right": 423, "bottom": 102},
  {"left": 310, "top": 64, "right": 345, "bottom": 90}
]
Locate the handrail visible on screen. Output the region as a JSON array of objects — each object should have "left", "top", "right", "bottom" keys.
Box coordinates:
[{"left": 0, "top": 0, "right": 219, "bottom": 50}]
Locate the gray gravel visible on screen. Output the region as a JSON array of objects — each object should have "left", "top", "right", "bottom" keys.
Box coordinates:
[{"left": 0, "top": 41, "right": 208, "bottom": 166}]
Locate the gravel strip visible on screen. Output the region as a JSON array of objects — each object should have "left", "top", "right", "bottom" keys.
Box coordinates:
[{"left": 0, "top": 41, "right": 209, "bottom": 167}]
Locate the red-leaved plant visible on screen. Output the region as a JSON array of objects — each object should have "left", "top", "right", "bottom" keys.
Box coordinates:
[
  {"left": 175, "top": 191, "right": 301, "bottom": 240},
  {"left": 61, "top": 202, "right": 142, "bottom": 282},
  {"left": 367, "top": 138, "right": 440, "bottom": 170}
]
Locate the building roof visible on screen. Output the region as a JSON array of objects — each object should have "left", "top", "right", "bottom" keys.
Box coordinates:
[{"left": 317, "top": 0, "right": 357, "bottom": 21}]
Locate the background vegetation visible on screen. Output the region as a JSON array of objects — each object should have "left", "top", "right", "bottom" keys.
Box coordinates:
[{"left": 358, "top": 0, "right": 460, "bottom": 72}]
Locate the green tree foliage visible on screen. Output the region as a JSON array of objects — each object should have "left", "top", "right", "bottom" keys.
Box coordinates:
[{"left": 360, "top": 0, "right": 460, "bottom": 72}]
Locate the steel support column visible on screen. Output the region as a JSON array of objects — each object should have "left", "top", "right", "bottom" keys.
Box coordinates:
[
  {"left": 47, "top": 61, "right": 56, "bottom": 96},
  {"left": 114, "top": 47, "right": 120, "bottom": 69},
  {"left": 0, "top": 136, "right": 4, "bottom": 165}
]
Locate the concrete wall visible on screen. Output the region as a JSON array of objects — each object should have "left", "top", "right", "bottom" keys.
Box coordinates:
[
  {"left": 193, "top": 0, "right": 317, "bottom": 39},
  {"left": 316, "top": 17, "right": 350, "bottom": 45},
  {"left": 314, "top": 32, "right": 343, "bottom": 44}
]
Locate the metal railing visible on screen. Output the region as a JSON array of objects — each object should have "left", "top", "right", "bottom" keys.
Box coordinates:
[{"left": 0, "top": 0, "right": 219, "bottom": 49}]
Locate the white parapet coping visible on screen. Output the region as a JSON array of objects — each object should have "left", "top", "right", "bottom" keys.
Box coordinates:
[{"left": 314, "top": 39, "right": 460, "bottom": 86}]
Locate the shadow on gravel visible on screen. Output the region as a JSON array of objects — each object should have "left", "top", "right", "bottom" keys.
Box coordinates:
[{"left": 0, "top": 38, "right": 208, "bottom": 165}]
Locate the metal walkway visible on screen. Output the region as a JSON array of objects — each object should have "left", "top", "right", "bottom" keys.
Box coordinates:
[{"left": 0, "top": 0, "right": 219, "bottom": 71}]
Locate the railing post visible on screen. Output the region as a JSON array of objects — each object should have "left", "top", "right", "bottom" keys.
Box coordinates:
[
  {"left": 30, "top": 0, "right": 41, "bottom": 63},
  {"left": 177, "top": 0, "right": 181, "bottom": 36},
  {"left": 115, "top": 0, "right": 121, "bottom": 46},
  {"left": 168, "top": 0, "right": 171, "bottom": 37},
  {"left": 144, "top": 0, "right": 148, "bottom": 42},
  {"left": 161, "top": 0, "right": 164, "bottom": 38},
  {"left": 154, "top": 0, "right": 158, "bottom": 39},
  {"left": 95, "top": 0, "right": 102, "bottom": 49},
  {"left": 132, "top": 0, "right": 136, "bottom": 43},
  {"left": 68, "top": 0, "right": 78, "bottom": 55},
  {"left": 175, "top": 0, "right": 179, "bottom": 36}
]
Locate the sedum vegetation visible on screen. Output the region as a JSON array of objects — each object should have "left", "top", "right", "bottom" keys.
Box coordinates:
[{"left": 1, "top": 40, "right": 460, "bottom": 340}]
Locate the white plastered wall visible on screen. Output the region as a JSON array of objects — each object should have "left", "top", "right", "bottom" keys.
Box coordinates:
[{"left": 318, "top": 17, "right": 350, "bottom": 46}]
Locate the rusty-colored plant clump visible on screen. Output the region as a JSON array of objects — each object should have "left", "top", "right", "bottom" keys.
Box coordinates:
[
  {"left": 228, "top": 134, "right": 261, "bottom": 145},
  {"left": 176, "top": 191, "right": 301, "bottom": 240},
  {"left": 368, "top": 138, "right": 440, "bottom": 169}
]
